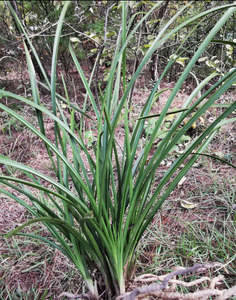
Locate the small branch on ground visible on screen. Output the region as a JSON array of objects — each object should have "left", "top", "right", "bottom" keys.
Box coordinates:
[
  {"left": 117, "top": 263, "right": 236, "bottom": 300},
  {"left": 59, "top": 292, "right": 98, "bottom": 300}
]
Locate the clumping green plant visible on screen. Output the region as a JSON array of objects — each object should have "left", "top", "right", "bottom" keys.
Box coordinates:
[{"left": 0, "top": 1, "right": 236, "bottom": 299}]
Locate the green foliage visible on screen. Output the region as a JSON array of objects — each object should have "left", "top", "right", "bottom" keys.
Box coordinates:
[
  {"left": 0, "top": 1, "right": 235, "bottom": 86},
  {"left": 0, "top": 1, "right": 236, "bottom": 299}
]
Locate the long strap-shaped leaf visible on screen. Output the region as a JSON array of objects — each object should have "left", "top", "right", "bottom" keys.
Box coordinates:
[{"left": 6, "top": 1, "right": 50, "bottom": 86}]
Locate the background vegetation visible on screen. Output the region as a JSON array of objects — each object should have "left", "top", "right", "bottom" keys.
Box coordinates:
[{"left": 1, "top": 0, "right": 235, "bottom": 91}]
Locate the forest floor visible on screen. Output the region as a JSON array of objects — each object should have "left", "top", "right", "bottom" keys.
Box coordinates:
[{"left": 0, "top": 62, "right": 236, "bottom": 299}]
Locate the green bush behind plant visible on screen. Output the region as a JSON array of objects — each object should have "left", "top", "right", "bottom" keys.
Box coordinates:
[{"left": 0, "top": 1, "right": 236, "bottom": 298}]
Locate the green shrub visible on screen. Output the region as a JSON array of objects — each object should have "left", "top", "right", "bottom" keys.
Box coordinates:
[{"left": 0, "top": 1, "right": 235, "bottom": 298}]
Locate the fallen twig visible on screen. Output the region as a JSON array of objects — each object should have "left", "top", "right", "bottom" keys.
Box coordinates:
[
  {"left": 58, "top": 292, "right": 97, "bottom": 300},
  {"left": 117, "top": 263, "right": 235, "bottom": 300}
]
